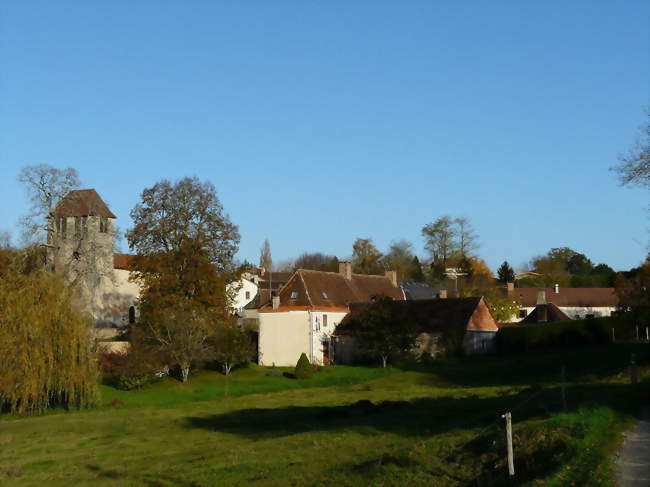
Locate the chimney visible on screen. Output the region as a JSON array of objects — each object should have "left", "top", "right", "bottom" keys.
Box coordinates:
[
  {"left": 272, "top": 295, "right": 280, "bottom": 310},
  {"left": 554, "top": 283, "right": 559, "bottom": 294},
  {"left": 438, "top": 289, "right": 447, "bottom": 299},
  {"left": 384, "top": 270, "right": 398, "bottom": 287},
  {"left": 339, "top": 260, "right": 352, "bottom": 280},
  {"left": 536, "top": 290, "right": 547, "bottom": 305},
  {"left": 506, "top": 282, "right": 514, "bottom": 294}
]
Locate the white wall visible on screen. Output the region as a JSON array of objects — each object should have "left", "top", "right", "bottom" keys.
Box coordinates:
[
  {"left": 309, "top": 311, "right": 348, "bottom": 365},
  {"left": 258, "top": 310, "right": 311, "bottom": 366},
  {"left": 229, "top": 279, "right": 258, "bottom": 314},
  {"left": 517, "top": 305, "right": 616, "bottom": 322}
]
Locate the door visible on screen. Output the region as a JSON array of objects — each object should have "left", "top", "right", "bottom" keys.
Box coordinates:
[{"left": 322, "top": 340, "right": 330, "bottom": 365}]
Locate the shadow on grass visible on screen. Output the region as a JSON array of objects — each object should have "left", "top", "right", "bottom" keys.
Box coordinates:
[{"left": 183, "top": 381, "right": 647, "bottom": 440}]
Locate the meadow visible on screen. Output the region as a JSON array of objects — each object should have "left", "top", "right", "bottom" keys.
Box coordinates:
[{"left": 0, "top": 343, "right": 648, "bottom": 487}]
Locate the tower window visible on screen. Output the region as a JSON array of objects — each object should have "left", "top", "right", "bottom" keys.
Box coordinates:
[
  {"left": 57, "top": 217, "right": 67, "bottom": 238},
  {"left": 99, "top": 217, "right": 108, "bottom": 233}
]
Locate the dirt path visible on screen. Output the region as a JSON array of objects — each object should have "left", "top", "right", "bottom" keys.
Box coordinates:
[{"left": 616, "top": 407, "right": 650, "bottom": 487}]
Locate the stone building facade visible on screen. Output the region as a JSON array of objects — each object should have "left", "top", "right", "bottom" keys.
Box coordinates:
[{"left": 48, "top": 189, "right": 138, "bottom": 327}]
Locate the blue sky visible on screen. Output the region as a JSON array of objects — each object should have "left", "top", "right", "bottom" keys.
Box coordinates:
[{"left": 1, "top": 0, "right": 648, "bottom": 272}]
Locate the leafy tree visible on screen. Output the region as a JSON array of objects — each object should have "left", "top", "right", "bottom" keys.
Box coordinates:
[
  {"left": 214, "top": 323, "right": 256, "bottom": 376},
  {"left": 484, "top": 294, "right": 521, "bottom": 323},
  {"left": 17, "top": 164, "right": 81, "bottom": 244},
  {"left": 497, "top": 261, "right": 515, "bottom": 283},
  {"left": 0, "top": 230, "right": 11, "bottom": 249},
  {"left": 613, "top": 109, "right": 650, "bottom": 188},
  {"left": 127, "top": 177, "right": 240, "bottom": 274},
  {"left": 346, "top": 296, "right": 418, "bottom": 368},
  {"left": 567, "top": 253, "right": 594, "bottom": 275},
  {"left": 259, "top": 238, "right": 273, "bottom": 272},
  {"left": 614, "top": 257, "right": 650, "bottom": 316},
  {"left": 128, "top": 178, "right": 240, "bottom": 382},
  {"left": 293, "top": 252, "right": 339, "bottom": 272},
  {"left": 0, "top": 253, "right": 98, "bottom": 414},
  {"left": 352, "top": 237, "right": 384, "bottom": 275},
  {"left": 422, "top": 216, "right": 457, "bottom": 267},
  {"left": 383, "top": 240, "right": 416, "bottom": 280},
  {"left": 294, "top": 353, "right": 314, "bottom": 379}
]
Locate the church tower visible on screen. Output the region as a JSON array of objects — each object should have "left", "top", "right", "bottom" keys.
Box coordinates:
[{"left": 49, "top": 189, "right": 117, "bottom": 317}]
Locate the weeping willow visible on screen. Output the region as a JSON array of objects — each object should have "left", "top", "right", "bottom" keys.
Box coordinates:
[{"left": 0, "top": 268, "right": 99, "bottom": 415}]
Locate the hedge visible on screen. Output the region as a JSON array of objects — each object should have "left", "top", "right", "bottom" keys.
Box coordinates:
[{"left": 497, "top": 315, "right": 643, "bottom": 354}]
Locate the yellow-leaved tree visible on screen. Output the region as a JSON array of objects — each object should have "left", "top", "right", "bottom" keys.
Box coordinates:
[{"left": 0, "top": 249, "right": 98, "bottom": 415}]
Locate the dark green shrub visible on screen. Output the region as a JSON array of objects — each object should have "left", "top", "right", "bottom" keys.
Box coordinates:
[
  {"left": 497, "top": 315, "right": 639, "bottom": 354},
  {"left": 294, "top": 353, "right": 314, "bottom": 379}
]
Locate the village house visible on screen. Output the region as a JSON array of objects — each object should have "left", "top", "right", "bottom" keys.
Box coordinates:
[
  {"left": 257, "top": 261, "right": 404, "bottom": 366},
  {"left": 507, "top": 284, "right": 619, "bottom": 321},
  {"left": 334, "top": 296, "right": 500, "bottom": 362}
]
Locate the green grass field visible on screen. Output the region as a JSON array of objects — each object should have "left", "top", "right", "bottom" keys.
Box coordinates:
[{"left": 1, "top": 343, "right": 648, "bottom": 486}]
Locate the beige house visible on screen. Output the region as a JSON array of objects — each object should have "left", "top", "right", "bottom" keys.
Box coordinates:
[{"left": 257, "top": 262, "right": 404, "bottom": 366}]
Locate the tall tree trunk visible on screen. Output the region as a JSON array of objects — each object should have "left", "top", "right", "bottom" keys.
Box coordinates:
[
  {"left": 180, "top": 363, "right": 190, "bottom": 382},
  {"left": 382, "top": 355, "right": 388, "bottom": 368}
]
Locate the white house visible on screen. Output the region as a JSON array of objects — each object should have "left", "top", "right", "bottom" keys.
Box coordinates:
[{"left": 257, "top": 261, "right": 405, "bottom": 366}]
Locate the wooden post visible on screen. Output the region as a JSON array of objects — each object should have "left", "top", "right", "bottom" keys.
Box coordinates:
[
  {"left": 502, "top": 412, "right": 515, "bottom": 479},
  {"left": 611, "top": 328, "right": 615, "bottom": 343},
  {"left": 630, "top": 353, "right": 638, "bottom": 385},
  {"left": 636, "top": 326, "right": 640, "bottom": 341},
  {"left": 646, "top": 327, "right": 649, "bottom": 341},
  {"left": 560, "top": 366, "right": 567, "bottom": 412}
]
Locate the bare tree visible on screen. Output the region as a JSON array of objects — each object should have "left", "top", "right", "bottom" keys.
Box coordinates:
[
  {"left": 18, "top": 164, "right": 80, "bottom": 244},
  {"left": 614, "top": 109, "right": 650, "bottom": 188},
  {"left": 0, "top": 231, "right": 11, "bottom": 249},
  {"left": 454, "top": 217, "right": 479, "bottom": 257},
  {"left": 259, "top": 238, "right": 273, "bottom": 272}
]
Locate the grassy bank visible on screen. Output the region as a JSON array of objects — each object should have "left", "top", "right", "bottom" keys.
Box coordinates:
[{"left": 0, "top": 343, "right": 647, "bottom": 486}]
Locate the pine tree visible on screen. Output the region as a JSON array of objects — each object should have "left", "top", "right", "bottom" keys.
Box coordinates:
[{"left": 497, "top": 261, "right": 515, "bottom": 283}]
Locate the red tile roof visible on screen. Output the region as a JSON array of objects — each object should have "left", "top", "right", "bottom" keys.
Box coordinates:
[
  {"left": 508, "top": 288, "right": 619, "bottom": 308},
  {"left": 53, "top": 189, "right": 116, "bottom": 218},
  {"left": 335, "top": 297, "right": 499, "bottom": 335},
  {"left": 519, "top": 303, "right": 571, "bottom": 323},
  {"left": 113, "top": 253, "right": 134, "bottom": 270},
  {"left": 259, "top": 269, "right": 404, "bottom": 312}
]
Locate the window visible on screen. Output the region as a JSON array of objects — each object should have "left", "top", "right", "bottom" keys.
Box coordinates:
[
  {"left": 75, "top": 216, "right": 88, "bottom": 238},
  {"left": 99, "top": 217, "right": 108, "bottom": 233},
  {"left": 57, "top": 217, "right": 67, "bottom": 238},
  {"left": 245, "top": 291, "right": 250, "bottom": 300},
  {"left": 321, "top": 291, "right": 329, "bottom": 299},
  {"left": 128, "top": 306, "right": 136, "bottom": 324},
  {"left": 290, "top": 290, "right": 299, "bottom": 299},
  {"left": 323, "top": 314, "right": 328, "bottom": 327}
]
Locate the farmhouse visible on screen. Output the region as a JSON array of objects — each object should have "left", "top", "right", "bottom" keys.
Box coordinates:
[
  {"left": 334, "top": 296, "right": 499, "bottom": 362},
  {"left": 257, "top": 261, "right": 404, "bottom": 366}
]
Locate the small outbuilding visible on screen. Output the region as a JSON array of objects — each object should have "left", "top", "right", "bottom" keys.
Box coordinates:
[{"left": 334, "top": 296, "right": 499, "bottom": 362}]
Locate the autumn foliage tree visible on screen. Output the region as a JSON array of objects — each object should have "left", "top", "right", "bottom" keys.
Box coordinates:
[
  {"left": 127, "top": 177, "right": 241, "bottom": 382},
  {"left": 0, "top": 251, "right": 98, "bottom": 414}
]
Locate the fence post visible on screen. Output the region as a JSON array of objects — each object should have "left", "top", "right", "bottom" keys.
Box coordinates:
[
  {"left": 636, "top": 326, "right": 640, "bottom": 341},
  {"left": 560, "top": 366, "right": 567, "bottom": 412},
  {"left": 502, "top": 412, "right": 515, "bottom": 479},
  {"left": 630, "top": 353, "right": 638, "bottom": 385},
  {"left": 646, "top": 327, "right": 649, "bottom": 341},
  {"left": 611, "top": 328, "right": 615, "bottom": 343}
]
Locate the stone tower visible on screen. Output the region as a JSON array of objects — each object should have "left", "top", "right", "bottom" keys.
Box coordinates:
[{"left": 49, "top": 189, "right": 117, "bottom": 318}]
